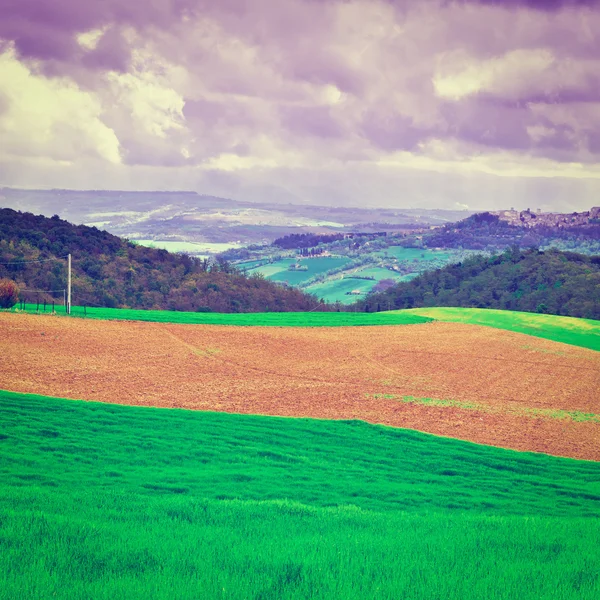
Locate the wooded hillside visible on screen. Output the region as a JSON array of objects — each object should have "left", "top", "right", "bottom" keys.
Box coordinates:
[
  {"left": 0, "top": 209, "right": 325, "bottom": 312},
  {"left": 356, "top": 247, "right": 600, "bottom": 319}
]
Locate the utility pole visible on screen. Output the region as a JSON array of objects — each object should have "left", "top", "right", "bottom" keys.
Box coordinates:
[{"left": 67, "top": 253, "right": 72, "bottom": 315}]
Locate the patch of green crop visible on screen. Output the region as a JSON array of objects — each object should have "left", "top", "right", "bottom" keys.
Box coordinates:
[
  {"left": 367, "top": 393, "right": 481, "bottom": 410},
  {"left": 401, "top": 307, "right": 600, "bottom": 351},
  {"left": 1, "top": 390, "right": 599, "bottom": 599},
  {"left": 519, "top": 407, "right": 600, "bottom": 423},
  {"left": 367, "top": 393, "right": 600, "bottom": 424},
  {"left": 6, "top": 304, "right": 432, "bottom": 327}
]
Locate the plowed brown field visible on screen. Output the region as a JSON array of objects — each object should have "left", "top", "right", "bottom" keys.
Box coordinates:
[{"left": 2, "top": 313, "right": 599, "bottom": 460}]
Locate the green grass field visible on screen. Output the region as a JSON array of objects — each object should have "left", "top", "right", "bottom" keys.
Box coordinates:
[
  {"left": 7, "top": 304, "right": 432, "bottom": 327},
  {"left": 305, "top": 277, "right": 375, "bottom": 304},
  {"left": 353, "top": 266, "right": 404, "bottom": 279},
  {"left": 7, "top": 304, "right": 599, "bottom": 351},
  {"left": 309, "top": 268, "right": 417, "bottom": 303},
  {"left": 405, "top": 307, "right": 600, "bottom": 352},
  {"left": 305, "top": 266, "right": 415, "bottom": 304},
  {"left": 1, "top": 390, "right": 599, "bottom": 599},
  {"left": 248, "top": 257, "right": 351, "bottom": 285},
  {"left": 377, "top": 247, "right": 452, "bottom": 262}
]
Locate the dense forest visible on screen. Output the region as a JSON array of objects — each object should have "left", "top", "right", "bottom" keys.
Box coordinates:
[
  {"left": 424, "top": 213, "right": 600, "bottom": 253},
  {"left": 356, "top": 247, "right": 600, "bottom": 319},
  {"left": 0, "top": 209, "right": 326, "bottom": 312}
]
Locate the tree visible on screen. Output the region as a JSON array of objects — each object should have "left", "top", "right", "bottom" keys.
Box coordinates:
[{"left": 0, "top": 278, "right": 19, "bottom": 308}]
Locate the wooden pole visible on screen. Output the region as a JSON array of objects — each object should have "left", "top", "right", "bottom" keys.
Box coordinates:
[{"left": 67, "top": 253, "right": 72, "bottom": 315}]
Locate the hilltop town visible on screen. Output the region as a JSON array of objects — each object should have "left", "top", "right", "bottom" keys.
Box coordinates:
[{"left": 492, "top": 207, "right": 600, "bottom": 228}]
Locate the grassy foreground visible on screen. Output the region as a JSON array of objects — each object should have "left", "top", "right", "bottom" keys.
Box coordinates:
[
  {"left": 9, "top": 303, "right": 432, "bottom": 327},
  {"left": 1, "top": 390, "right": 599, "bottom": 599},
  {"left": 404, "top": 307, "right": 600, "bottom": 351}
]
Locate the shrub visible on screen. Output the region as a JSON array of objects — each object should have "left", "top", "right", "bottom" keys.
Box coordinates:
[{"left": 0, "top": 278, "right": 19, "bottom": 308}]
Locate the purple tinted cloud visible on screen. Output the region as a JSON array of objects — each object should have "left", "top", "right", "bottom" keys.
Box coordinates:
[
  {"left": 0, "top": 0, "right": 600, "bottom": 210},
  {"left": 468, "top": 0, "right": 600, "bottom": 8},
  {"left": 280, "top": 105, "right": 344, "bottom": 139},
  {"left": 361, "top": 111, "right": 431, "bottom": 151},
  {"left": 81, "top": 28, "right": 131, "bottom": 73}
]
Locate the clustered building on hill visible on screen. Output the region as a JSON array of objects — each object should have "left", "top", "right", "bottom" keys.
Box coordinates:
[{"left": 492, "top": 207, "right": 600, "bottom": 228}]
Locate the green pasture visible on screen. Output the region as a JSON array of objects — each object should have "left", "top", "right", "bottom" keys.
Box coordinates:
[
  {"left": 306, "top": 277, "right": 374, "bottom": 304},
  {"left": 378, "top": 247, "right": 452, "bottom": 262},
  {"left": 7, "top": 303, "right": 432, "bottom": 327},
  {"left": 353, "top": 266, "right": 404, "bottom": 280},
  {"left": 1, "top": 390, "right": 599, "bottom": 599},
  {"left": 405, "top": 307, "right": 600, "bottom": 352},
  {"left": 248, "top": 257, "right": 350, "bottom": 285}
]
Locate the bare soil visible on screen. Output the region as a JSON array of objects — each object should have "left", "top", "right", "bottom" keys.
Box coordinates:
[{"left": 1, "top": 313, "right": 599, "bottom": 460}]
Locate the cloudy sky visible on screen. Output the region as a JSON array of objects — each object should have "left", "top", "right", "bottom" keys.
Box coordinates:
[{"left": 1, "top": 0, "right": 600, "bottom": 210}]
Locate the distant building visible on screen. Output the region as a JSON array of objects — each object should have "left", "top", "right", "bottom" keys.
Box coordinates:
[{"left": 491, "top": 207, "right": 600, "bottom": 229}]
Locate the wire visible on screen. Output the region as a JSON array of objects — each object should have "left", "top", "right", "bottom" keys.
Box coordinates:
[
  {"left": 20, "top": 289, "right": 66, "bottom": 294},
  {"left": 0, "top": 255, "right": 69, "bottom": 265}
]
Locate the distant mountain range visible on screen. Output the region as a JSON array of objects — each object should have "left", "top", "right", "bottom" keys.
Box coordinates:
[{"left": 0, "top": 187, "right": 473, "bottom": 250}]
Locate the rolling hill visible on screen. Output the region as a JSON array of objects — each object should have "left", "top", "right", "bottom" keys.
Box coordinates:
[
  {"left": 0, "top": 208, "right": 325, "bottom": 313},
  {"left": 0, "top": 306, "right": 599, "bottom": 599},
  {"left": 357, "top": 247, "right": 600, "bottom": 319}
]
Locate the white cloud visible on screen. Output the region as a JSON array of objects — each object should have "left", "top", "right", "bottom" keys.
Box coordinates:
[
  {"left": 0, "top": 48, "right": 121, "bottom": 164},
  {"left": 77, "top": 28, "right": 108, "bottom": 51},
  {"left": 106, "top": 50, "right": 186, "bottom": 139},
  {"left": 433, "top": 49, "right": 555, "bottom": 100}
]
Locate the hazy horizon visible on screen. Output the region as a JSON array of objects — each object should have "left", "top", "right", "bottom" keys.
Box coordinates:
[{"left": 2, "top": 0, "right": 600, "bottom": 212}]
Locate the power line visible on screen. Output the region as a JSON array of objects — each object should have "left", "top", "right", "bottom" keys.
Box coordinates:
[
  {"left": 20, "top": 288, "right": 66, "bottom": 294},
  {"left": 0, "top": 255, "right": 69, "bottom": 265}
]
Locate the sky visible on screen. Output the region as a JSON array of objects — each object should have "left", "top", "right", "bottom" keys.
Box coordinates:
[{"left": 1, "top": 0, "right": 600, "bottom": 211}]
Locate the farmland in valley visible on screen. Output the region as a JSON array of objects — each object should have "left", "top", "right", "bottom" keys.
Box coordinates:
[
  {"left": 248, "top": 256, "right": 351, "bottom": 285},
  {"left": 1, "top": 390, "right": 599, "bottom": 600},
  {"left": 240, "top": 247, "right": 463, "bottom": 303}
]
